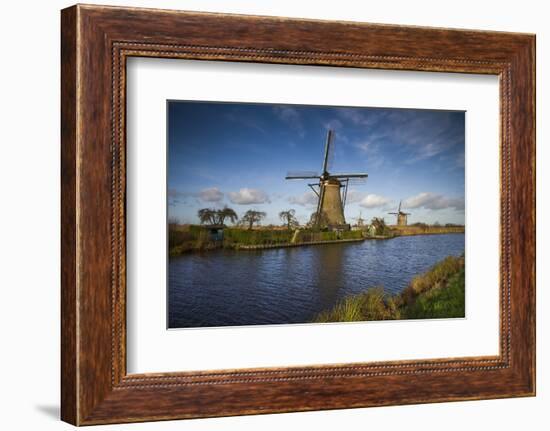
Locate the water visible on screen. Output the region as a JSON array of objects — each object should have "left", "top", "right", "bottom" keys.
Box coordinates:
[{"left": 168, "top": 233, "right": 465, "bottom": 328}]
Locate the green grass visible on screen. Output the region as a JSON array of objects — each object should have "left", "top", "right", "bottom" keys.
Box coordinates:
[
  {"left": 314, "top": 255, "right": 465, "bottom": 323},
  {"left": 169, "top": 224, "right": 365, "bottom": 256},
  {"left": 295, "top": 229, "right": 363, "bottom": 243},
  {"left": 340, "top": 230, "right": 364, "bottom": 240},
  {"left": 224, "top": 228, "right": 294, "bottom": 246},
  {"left": 314, "top": 287, "right": 401, "bottom": 323},
  {"left": 403, "top": 267, "right": 465, "bottom": 319}
]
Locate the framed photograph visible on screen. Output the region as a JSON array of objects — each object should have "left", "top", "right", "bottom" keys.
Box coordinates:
[
  {"left": 61, "top": 4, "right": 535, "bottom": 425},
  {"left": 164, "top": 101, "right": 467, "bottom": 330}
]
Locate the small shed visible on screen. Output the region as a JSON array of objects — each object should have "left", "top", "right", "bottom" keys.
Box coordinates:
[{"left": 205, "top": 224, "right": 224, "bottom": 241}]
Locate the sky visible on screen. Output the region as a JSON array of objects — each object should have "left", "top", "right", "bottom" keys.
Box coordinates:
[{"left": 167, "top": 101, "right": 465, "bottom": 226}]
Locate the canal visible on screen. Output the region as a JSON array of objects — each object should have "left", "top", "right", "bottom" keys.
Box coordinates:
[{"left": 168, "top": 233, "right": 465, "bottom": 328}]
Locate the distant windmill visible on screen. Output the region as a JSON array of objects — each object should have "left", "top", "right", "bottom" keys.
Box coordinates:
[
  {"left": 388, "top": 200, "right": 411, "bottom": 226},
  {"left": 285, "top": 130, "right": 368, "bottom": 229},
  {"left": 353, "top": 211, "right": 365, "bottom": 227}
]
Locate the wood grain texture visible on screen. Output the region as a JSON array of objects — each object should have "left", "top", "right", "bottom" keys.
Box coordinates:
[
  {"left": 60, "top": 4, "right": 536, "bottom": 425},
  {"left": 60, "top": 6, "right": 78, "bottom": 425}
]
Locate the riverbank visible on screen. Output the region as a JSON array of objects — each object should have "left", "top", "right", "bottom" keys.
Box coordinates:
[
  {"left": 390, "top": 224, "right": 465, "bottom": 237},
  {"left": 313, "top": 255, "right": 465, "bottom": 322},
  {"left": 169, "top": 225, "right": 364, "bottom": 256},
  {"left": 169, "top": 224, "right": 465, "bottom": 256},
  {"left": 235, "top": 237, "right": 365, "bottom": 250}
]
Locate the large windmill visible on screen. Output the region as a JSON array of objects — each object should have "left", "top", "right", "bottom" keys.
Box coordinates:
[
  {"left": 285, "top": 130, "right": 368, "bottom": 230},
  {"left": 388, "top": 200, "right": 411, "bottom": 226}
]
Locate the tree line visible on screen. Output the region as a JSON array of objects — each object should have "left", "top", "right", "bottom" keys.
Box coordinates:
[
  {"left": 195, "top": 207, "right": 300, "bottom": 230},
  {"left": 189, "top": 208, "right": 453, "bottom": 232}
]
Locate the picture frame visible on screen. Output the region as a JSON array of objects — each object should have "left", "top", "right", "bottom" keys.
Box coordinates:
[{"left": 61, "top": 4, "right": 535, "bottom": 425}]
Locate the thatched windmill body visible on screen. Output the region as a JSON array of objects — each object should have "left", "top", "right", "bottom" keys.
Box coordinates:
[
  {"left": 285, "top": 130, "right": 368, "bottom": 230},
  {"left": 388, "top": 200, "right": 411, "bottom": 226}
]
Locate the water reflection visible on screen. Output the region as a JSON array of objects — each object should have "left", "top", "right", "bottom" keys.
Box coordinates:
[{"left": 310, "top": 245, "right": 345, "bottom": 311}]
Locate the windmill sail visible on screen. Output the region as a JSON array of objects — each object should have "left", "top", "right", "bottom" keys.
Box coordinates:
[
  {"left": 322, "top": 129, "right": 334, "bottom": 174},
  {"left": 330, "top": 173, "right": 369, "bottom": 178},
  {"left": 285, "top": 171, "right": 319, "bottom": 179}
]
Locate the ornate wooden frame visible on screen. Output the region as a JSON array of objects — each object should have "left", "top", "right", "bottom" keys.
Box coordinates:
[{"left": 61, "top": 4, "right": 536, "bottom": 425}]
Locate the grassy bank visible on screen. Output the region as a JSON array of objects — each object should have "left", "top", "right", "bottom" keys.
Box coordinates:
[
  {"left": 314, "top": 255, "right": 465, "bottom": 323},
  {"left": 169, "top": 225, "right": 364, "bottom": 256},
  {"left": 168, "top": 223, "right": 463, "bottom": 256},
  {"left": 390, "top": 225, "right": 465, "bottom": 236},
  {"left": 224, "top": 228, "right": 293, "bottom": 246}
]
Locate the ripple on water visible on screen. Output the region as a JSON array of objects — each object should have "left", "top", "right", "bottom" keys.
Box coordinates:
[{"left": 168, "top": 233, "right": 465, "bottom": 328}]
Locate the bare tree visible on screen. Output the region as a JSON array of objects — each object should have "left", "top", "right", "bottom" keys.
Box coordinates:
[
  {"left": 197, "top": 208, "right": 216, "bottom": 225},
  {"left": 241, "top": 210, "right": 266, "bottom": 230},
  {"left": 216, "top": 206, "right": 238, "bottom": 225},
  {"left": 279, "top": 209, "right": 298, "bottom": 230}
]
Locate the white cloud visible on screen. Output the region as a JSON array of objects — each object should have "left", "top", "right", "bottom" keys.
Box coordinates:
[
  {"left": 354, "top": 136, "right": 386, "bottom": 169},
  {"left": 168, "top": 187, "right": 224, "bottom": 204},
  {"left": 224, "top": 112, "right": 266, "bottom": 134},
  {"left": 197, "top": 187, "right": 224, "bottom": 202},
  {"left": 347, "top": 110, "right": 464, "bottom": 166},
  {"left": 324, "top": 118, "right": 343, "bottom": 130},
  {"left": 228, "top": 188, "right": 270, "bottom": 205},
  {"left": 403, "top": 192, "right": 464, "bottom": 211},
  {"left": 288, "top": 191, "right": 318, "bottom": 206},
  {"left": 272, "top": 106, "right": 304, "bottom": 136},
  {"left": 168, "top": 188, "right": 182, "bottom": 199},
  {"left": 338, "top": 108, "right": 374, "bottom": 126},
  {"left": 359, "top": 194, "right": 393, "bottom": 209},
  {"left": 345, "top": 189, "right": 366, "bottom": 204}
]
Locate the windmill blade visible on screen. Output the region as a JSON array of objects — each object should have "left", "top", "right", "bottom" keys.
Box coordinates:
[
  {"left": 388, "top": 212, "right": 398, "bottom": 215},
  {"left": 322, "top": 129, "right": 335, "bottom": 173},
  {"left": 330, "top": 173, "right": 369, "bottom": 179},
  {"left": 326, "top": 133, "right": 335, "bottom": 172},
  {"left": 398, "top": 200, "right": 402, "bottom": 212},
  {"left": 285, "top": 170, "right": 320, "bottom": 180},
  {"left": 348, "top": 177, "right": 368, "bottom": 185}
]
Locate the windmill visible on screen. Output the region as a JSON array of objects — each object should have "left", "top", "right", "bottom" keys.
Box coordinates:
[
  {"left": 388, "top": 200, "right": 411, "bottom": 226},
  {"left": 353, "top": 211, "right": 365, "bottom": 227},
  {"left": 285, "top": 130, "right": 368, "bottom": 230}
]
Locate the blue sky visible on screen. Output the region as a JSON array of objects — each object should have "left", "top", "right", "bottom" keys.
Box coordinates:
[{"left": 167, "top": 101, "right": 465, "bottom": 226}]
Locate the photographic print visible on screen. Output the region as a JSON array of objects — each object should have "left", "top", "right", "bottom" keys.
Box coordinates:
[{"left": 167, "top": 101, "right": 465, "bottom": 329}]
